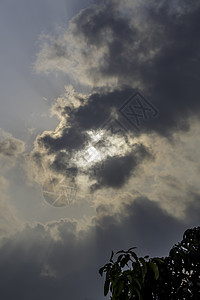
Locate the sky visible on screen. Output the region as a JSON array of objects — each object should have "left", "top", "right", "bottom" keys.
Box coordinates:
[{"left": 0, "top": 0, "right": 200, "bottom": 299}]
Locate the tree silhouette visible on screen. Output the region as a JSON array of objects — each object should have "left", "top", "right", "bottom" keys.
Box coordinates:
[{"left": 99, "top": 227, "right": 200, "bottom": 299}]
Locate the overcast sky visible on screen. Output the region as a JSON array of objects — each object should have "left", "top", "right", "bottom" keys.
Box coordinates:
[{"left": 0, "top": 0, "right": 200, "bottom": 299}]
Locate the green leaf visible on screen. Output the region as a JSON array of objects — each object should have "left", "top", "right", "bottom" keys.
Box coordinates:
[
  {"left": 110, "top": 251, "right": 114, "bottom": 262},
  {"left": 116, "top": 280, "right": 124, "bottom": 297},
  {"left": 153, "top": 258, "right": 164, "bottom": 264},
  {"left": 111, "top": 276, "right": 120, "bottom": 292},
  {"left": 127, "top": 274, "right": 132, "bottom": 284},
  {"left": 120, "top": 254, "right": 130, "bottom": 267},
  {"left": 148, "top": 262, "right": 159, "bottom": 280},
  {"left": 117, "top": 254, "right": 124, "bottom": 263},
  {"left": 104, "top": 279, "right": 110, "bottom": 296},
  {"left": 99, "top": 267, "right": 104, "bottom": 276},
  {"left": 129, "top": 283, "right": 134, "bottom": 297},
  {"left": 130, "top": 251, "right": 139, "bottom": 262},
  {"left": 134, "top": 286, "right": 142, "bottom": 300},
  {"left": 133, "top": 277, "right": 142, "bottom": 290},
  {"left": 128, "top": 246, "right": 137, "bottom": 252},
  {"left": 139, "top": 257, "right": 147, "bottom": 282}
]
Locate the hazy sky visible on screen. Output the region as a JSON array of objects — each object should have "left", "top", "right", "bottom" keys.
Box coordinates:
[{"left": 0, "top": 0, "right": 200, "bottom": 299}]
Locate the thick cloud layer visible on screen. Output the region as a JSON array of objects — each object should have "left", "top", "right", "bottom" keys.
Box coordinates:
[
  {"left": 1, "top": 1, "right": 200, "bottom": 300},
  {"left": 90, "top": 144, "right": 151, "bottom": 191},
  {"left": 32, "top": 0, "right": 200, "bottom": 196},
  {"left": 31, "top": 87, "right": 154, "bottom": 193},
  {"left": 0, "top": 193, "right": 200, "bottom": 299},
  {"left": 35, "top": 0, "right": 200, "bottom": 137}
]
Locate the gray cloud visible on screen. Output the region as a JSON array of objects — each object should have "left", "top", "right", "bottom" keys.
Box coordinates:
[
  {"left": 0, "top": 195, "right": 199, "bottom": 299},
  {"left": 0, "top": 176, "right": 23, "bottom": 239},
  {"left": 74, "top": 0, "right": 200, "bottom": 136},
  {"left": 90, "top": 144, "right": 152, "bottom": 191},
  {"left": 1, "top": 1, "right": 200, "bottom": 299},
  {"left": 32, "top": 0, "right": 200, "bottom": 194},
  {"left": 38, "top": 127, "right": 89, "bottom": 153},
  {"left": 0, "top": 133, "right": 26, "bottom": 173},
  {"left": 185, "top": 191, "right": 200, "bottom": 224},
  {"left": 0, "top": 198, "right": 23, "bottom": 239},
  {"left": 24, "top": 1, "right": 200, "bottom": 295},
  {"left": 32, "top": 86, "right": 155, "bottom": 191},
  {"left": 28, "top": 0, "right": 200, "bottom": 222},
  {"left": 0, "top": 136, "right": 25, "bottom": 157},
  {"left": 35, "top": 0, "right": 200, "bottom": 138}
]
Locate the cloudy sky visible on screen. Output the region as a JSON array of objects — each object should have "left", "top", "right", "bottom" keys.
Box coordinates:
[{"left": 0, "top": 0, "right": 200, "bottom": 299}]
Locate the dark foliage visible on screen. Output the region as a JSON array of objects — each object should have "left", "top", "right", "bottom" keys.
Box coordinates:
[{"left": 99, "top": 227, "right": 200, "bottom": 299}]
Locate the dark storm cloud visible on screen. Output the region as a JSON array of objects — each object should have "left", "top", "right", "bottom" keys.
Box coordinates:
[
  {"left": 50, "top": 151, "right": 78, "bottom": 176},
  {"left": 70, "top": 87, "right": 136, "bottom": 130},
  {"left": 141, "top": 4, "right": 200, "bottom": 136},
  {"left": 33, "top": 0, "right": 200, "bottom": 189},
  {"left": 0, "top": 220, "right": 101, "bottom": 300},
  {"left": 70, "top": 2, "right": 142, "bottom": 80},
  {"left": 72, "top": 2, "right": 136, "bottom": 49},
  {"left": 0, "top": 196, "right": 199, "bottom": 299},
  {"left": 72, "top": 0, "right": 200, "bottom": 136},
  {"left": 36, "top": 0, "right": 200, "bottom": 136},
  {"left": 33, "top": 87, "right": 154, "bottom": 190},
  {"left": 38, "top": 126, "right": 88, "bottom": 153},
  {"left": 90, "top": 144, "right": 152, "bottom": 191},
  {"left": 95, "top": 197, "right": 186, "bottom": 257}
]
